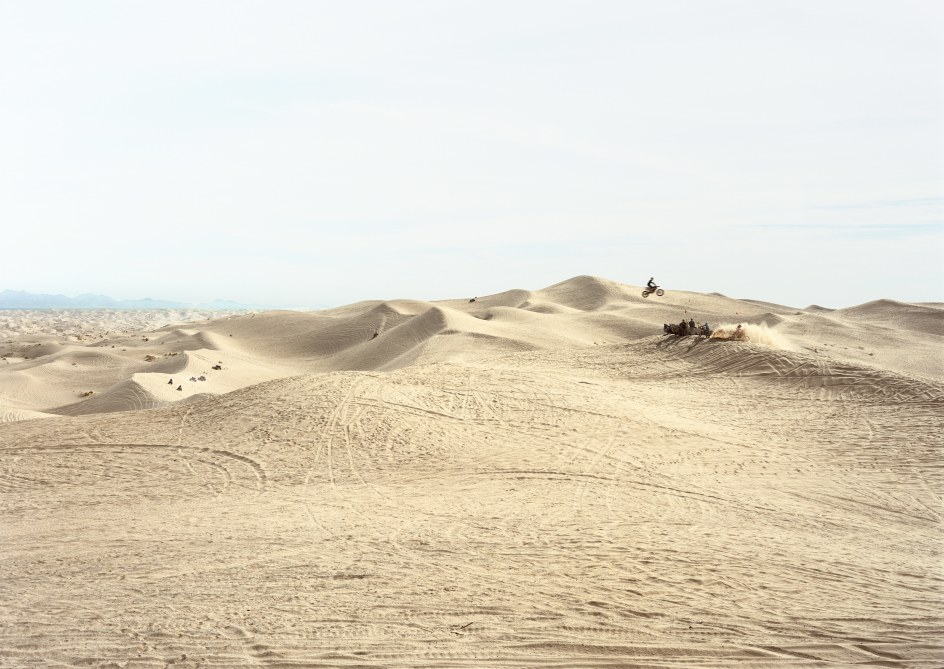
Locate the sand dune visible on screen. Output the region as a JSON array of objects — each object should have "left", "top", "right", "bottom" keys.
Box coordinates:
[
  {"left": 836, "top": 299, "right": 944, "bottom": 336},
  {"left": 0, "top": 407, "right": 57, "bottom": 423},
  {"left": 1, "top": 276, "right": 942, "bottom": 667},
  {"left": 7, "top": 275, "right": 936, "bottom": 419}
]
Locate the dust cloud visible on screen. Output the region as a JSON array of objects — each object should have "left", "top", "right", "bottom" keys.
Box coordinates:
[{"left": 710, "top": 322, "right": 794, "bottom": 350}]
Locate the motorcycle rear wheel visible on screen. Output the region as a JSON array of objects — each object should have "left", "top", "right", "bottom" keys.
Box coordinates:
[{"left": 641, "top": 291, "right": 650, "bottom": 298}]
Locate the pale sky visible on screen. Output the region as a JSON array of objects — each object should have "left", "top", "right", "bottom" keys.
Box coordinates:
[{"left": 1, "top": 0, "right": 942, "bottom": 308}]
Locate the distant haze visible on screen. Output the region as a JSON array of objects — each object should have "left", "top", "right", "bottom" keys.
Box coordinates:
[
  {"left": 0, "top": 289, "right": 260, "bottom": 311},
  {"left": 1, "top": 1, "right": 941, "bottom": 309}
]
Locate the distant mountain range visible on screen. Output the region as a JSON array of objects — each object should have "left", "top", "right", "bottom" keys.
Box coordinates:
[{"left": 0, "top": 290, "right": 258, "bottom": 310}]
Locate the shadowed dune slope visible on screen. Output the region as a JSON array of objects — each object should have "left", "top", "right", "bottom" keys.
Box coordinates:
[
  {"left": 641, "top": 336, "right": 943, "bottom": 402},
  {"left": 50, "top": 379, "right": 209, "bottom": 416}
]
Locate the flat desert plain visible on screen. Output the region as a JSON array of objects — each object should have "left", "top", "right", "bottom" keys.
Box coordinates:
[{"left": 1, "top": 276, "right": 942, "bottom": 668}]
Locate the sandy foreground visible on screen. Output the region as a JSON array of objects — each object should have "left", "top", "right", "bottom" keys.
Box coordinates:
[{"left": 1, "top": 276, "right": 942, "bottom": 668}]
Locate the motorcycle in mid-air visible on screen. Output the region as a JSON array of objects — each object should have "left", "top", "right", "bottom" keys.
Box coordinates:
[{"left": 641, "top": 284, "right": 664, "bottom": 298}]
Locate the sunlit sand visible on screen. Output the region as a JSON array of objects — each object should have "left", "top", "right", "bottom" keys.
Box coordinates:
[{"left": 1, "top": 276, "right": 941, "bottom": 667}]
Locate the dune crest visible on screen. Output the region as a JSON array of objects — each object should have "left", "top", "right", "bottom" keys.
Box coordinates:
[{"left": 3, "top": 276, "right": 942, "bottom": 419}]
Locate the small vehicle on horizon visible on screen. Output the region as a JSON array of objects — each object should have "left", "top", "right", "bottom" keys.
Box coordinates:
[{"left": 642, "top": 284, "right": 665, "bottom": 298}]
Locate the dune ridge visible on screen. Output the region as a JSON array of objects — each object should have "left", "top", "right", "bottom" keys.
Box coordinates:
[{"left": 3, "top": 275, "right": 942, "bottom": 419}]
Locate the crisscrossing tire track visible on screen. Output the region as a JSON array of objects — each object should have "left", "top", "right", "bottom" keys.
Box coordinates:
[{"left": 0, "top": 443, "right": 267, "bottom": 497}]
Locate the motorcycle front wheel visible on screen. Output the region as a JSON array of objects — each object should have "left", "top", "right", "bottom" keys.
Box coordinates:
[{"left": 656, "top": 289, "right": 664, "bottom": 296}]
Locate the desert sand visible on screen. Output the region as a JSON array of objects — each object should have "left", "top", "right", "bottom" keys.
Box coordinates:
[{"left": 1, "top": 276, "right": 942, "bottom": 667}]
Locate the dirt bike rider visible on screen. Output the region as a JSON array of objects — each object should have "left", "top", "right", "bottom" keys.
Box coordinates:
[{"left": 646, "top": 277, "right": 657, "bottom": 290}]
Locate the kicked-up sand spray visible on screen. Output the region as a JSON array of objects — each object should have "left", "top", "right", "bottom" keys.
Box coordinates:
[{"left": 710, "top": 322, "right": 794, "bottom": 350}]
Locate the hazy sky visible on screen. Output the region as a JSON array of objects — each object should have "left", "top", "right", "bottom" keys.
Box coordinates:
[{"left": 1, "top": 1, "right": 942, "bottom": 308}]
